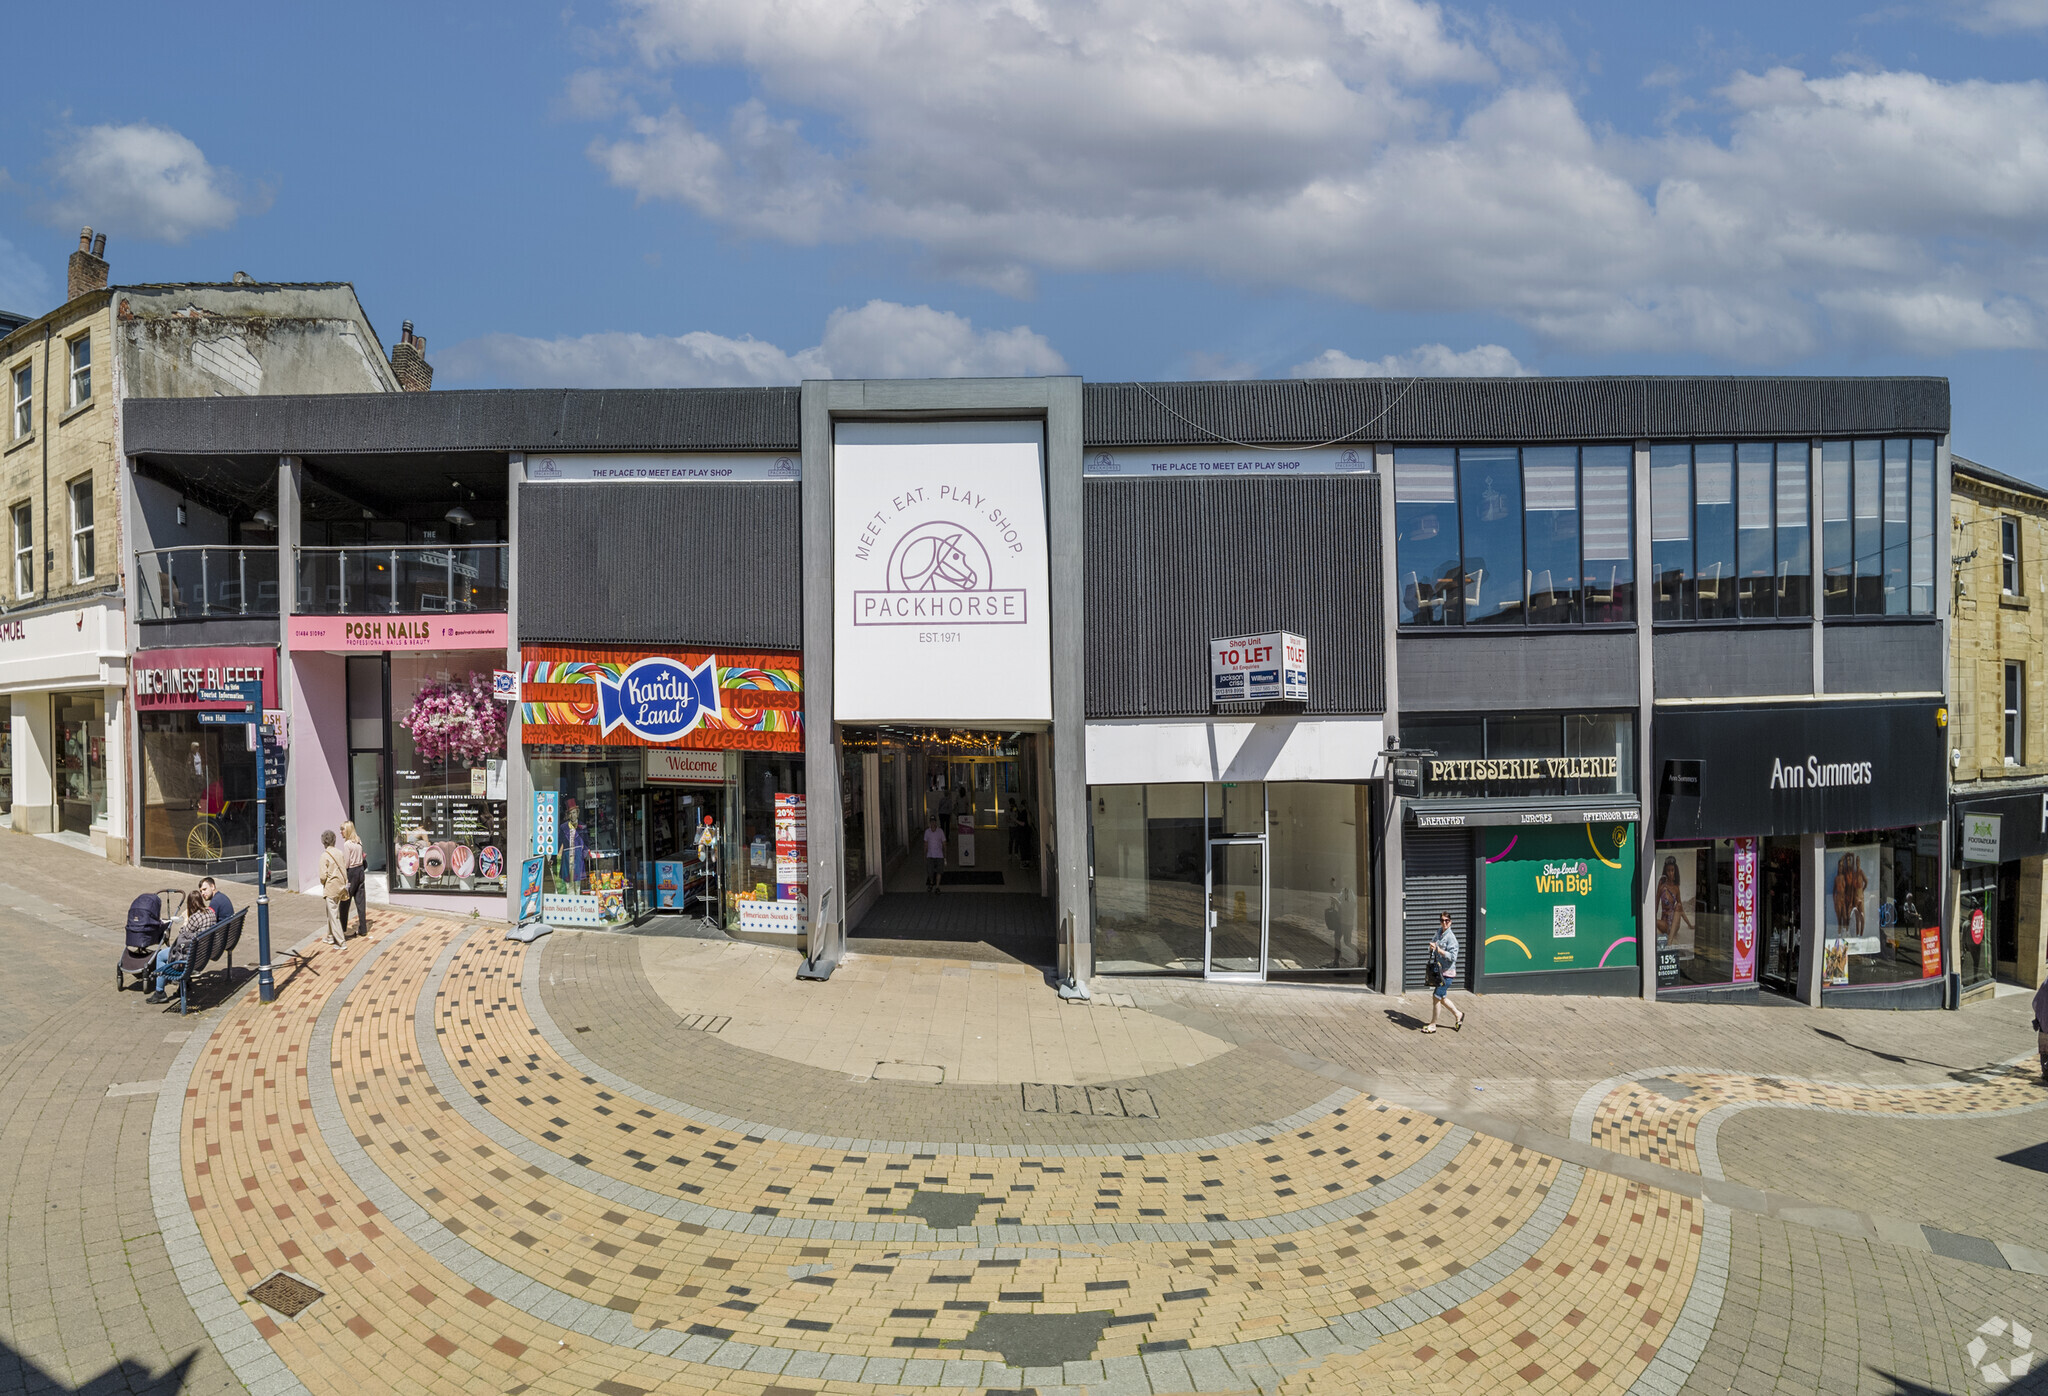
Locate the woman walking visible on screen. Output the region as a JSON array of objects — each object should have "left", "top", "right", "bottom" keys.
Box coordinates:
[
  {"left": 1423, "top": 910, "right": 1465, "bottom": 1033},
  {"left": 318, "top": 830, "right": 349, "bottom": 949},
  {"left": 339, "top": 820, "right": 368, "bottom": 939}
]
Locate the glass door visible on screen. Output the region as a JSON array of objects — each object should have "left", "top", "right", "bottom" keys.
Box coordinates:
[{"left": 1205, "top": 838, "right": 1267, "bottom": 980}]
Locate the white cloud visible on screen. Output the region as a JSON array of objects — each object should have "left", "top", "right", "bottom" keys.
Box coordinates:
[
  {"left": 1949, "top": 0, "right": 2048, "bottom": 31},
  {"left": 441, "top": 300, "right": 1067, "bottom": 387},
  {"left": 44, "top": 123, "right": 258, "bottom": 243},
  {"left": 1291, "top": 343, "right": 1530, "bottom": 377},
  {"left": 577, "top": 1, "right": 2048, "bottom": 359},
  {"left": 0, "top": 233, "right": 51, "bottom": 314}
]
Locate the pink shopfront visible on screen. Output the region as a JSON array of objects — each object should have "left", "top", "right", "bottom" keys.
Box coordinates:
[{"left": 285, "top": 613, "right": 512, "bottom": 914}]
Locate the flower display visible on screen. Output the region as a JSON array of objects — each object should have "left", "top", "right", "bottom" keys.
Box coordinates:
[{"left": 400, "top": 671, "right": 507, "bottom": 767}]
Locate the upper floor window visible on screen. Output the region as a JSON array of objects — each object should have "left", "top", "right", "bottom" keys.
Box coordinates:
[
  {"left": 2001, "top": 516, "right": 2021, "bottom": 596},
  {"left": 1395, "top": 445, "right": 1634, "bottom": 627},
  {"left": 1653, "top": 442, "right": 1811, "bottom": 621},
  {"left": 67, "top": 335, "right": 90, "bottom": 407},
  {"left": 10, "top": 503, "right": 30, "bottom": 598},
  {"left": 1822, "top": 437, "right": 1936, "bottom": 617},
  {"left": 68, "top": 478, "right": 94, "bottom": 583},
  {"left": 2006, "top": 661, "right": 2025, "bottom": 766},
  {"left": 10, "top": 364, "right": 28, "bottom": 440}
]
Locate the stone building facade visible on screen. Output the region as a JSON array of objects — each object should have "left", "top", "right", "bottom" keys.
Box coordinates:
[
  {"left": 1948, "top": 454, "right": 2048, "bottom": 992},
  {"left": 0, "top": 228, "right": 420, "bottom": 858}
]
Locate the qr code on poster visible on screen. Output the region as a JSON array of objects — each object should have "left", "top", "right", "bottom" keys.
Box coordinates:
[{"left": 1551, "top": 905, "right": 1576, "bottom": 939}]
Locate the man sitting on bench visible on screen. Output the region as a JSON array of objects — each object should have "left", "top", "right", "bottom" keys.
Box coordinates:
[
  {"left": 146, "top": 890, "right": 218, "bottom": 1005},
  {"left": 197, "top": 876, "right": 234, "bottom": 927}
]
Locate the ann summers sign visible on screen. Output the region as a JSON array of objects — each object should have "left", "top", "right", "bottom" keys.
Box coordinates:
[{"left": 1654, "top": 700, "right": 1945, "bottom": 839}]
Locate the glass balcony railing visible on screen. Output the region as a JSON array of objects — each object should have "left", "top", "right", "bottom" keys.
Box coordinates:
[
  {"left": 136, "top": 546, "right": 281, "bottom": 621},
  {"left": 294, "top": 545, "right": 509, "bottom": 614}
]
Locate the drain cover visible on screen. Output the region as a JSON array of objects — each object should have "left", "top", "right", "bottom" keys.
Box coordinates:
[{"left": 249, "top": 1271, "right": 324, "bottom": 1318}]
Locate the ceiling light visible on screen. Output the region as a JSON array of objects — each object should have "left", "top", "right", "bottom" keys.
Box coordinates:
[
  {"left": 445, "top": 505, "right": 476, "bottom": 528},
  {"left": 252, "top": 507, "right": 276, "bottom": 527}
]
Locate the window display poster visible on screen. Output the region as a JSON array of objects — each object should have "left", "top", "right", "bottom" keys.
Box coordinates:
[
  {"left": 532, "top": 790, "right": 559, "bottom": 856},
  {"left": 1920, "top": 927, "right": 1942, "bottom": 979},
  {"left": 1825, "top": 843, "right": 1881, "bottom": 979},
  {"left": 1481, "top": 823, "right": 1638, "bottom": 975},
  {"left": 1732, "top": 837, "right": 1758, "bottom": 984},
  {"left": 1654, "top": 849, "right": 1698, "bottom": 962},
  {"left": 774, "top": 792, "right": 807, "bottom": 902}
]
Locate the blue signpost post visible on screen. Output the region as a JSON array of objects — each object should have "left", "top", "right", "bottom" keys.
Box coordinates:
[{"left": 198, "top": 680, "right": 274, "bottom": 1002}]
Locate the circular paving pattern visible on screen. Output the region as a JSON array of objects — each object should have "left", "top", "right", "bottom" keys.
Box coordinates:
[{"left": 157, "top": 912, "right": 1732, "bottom": 1394}]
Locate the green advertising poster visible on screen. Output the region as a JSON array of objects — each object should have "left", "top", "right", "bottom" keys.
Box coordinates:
[{"left": 1479, "top": 823, "right": 1638, "bottom": 976}]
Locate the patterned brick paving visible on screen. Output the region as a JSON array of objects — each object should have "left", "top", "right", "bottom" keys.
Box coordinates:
[
  {"left": 167, "top": 916, "right": 1729, "bottom": 1393},
  {"left": 1579, "top": 1063, "right": 2048, "bottom": 1178}
]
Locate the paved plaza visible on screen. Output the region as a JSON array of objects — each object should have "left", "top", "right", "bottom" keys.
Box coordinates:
[{"left": 3, "top": 833, "right": 2047, "bottom": 1394}]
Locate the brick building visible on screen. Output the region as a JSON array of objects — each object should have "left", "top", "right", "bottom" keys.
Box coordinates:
[
  {"left": 1948, "top": 454, "right": 2048, "bottom": 993},
  {"left": 0, "top": 229, "right": 425, "bottom": 860}
]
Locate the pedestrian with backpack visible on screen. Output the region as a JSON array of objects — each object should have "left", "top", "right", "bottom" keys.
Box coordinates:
[{"left": 1423, "top": 910, "right": 1465, "bottom": 1033}]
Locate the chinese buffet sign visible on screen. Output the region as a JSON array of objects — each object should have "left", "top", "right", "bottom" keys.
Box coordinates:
[{"left": 520, "top": 645, "right": 802, "bottom": 752}]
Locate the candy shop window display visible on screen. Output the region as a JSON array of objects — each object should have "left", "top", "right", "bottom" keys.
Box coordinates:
[
  {"left": 731, "top": 753, "right": 807, "bottom": 933},
  {"left": 390, "top": 654, "right": 508, "bottom": 895},
  {"left": 528, "top": 752, "right": 649, "bottom": 928}
]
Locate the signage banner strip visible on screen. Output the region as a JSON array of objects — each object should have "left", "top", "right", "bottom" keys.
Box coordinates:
[
  {"left": 526, "top": 453, "right": 801, "bottom": 483},
  {"left": 1408, "top": 802, "right": 1641, "bottom": 829},
  {"left": 1087, "top": 447, "right": 1375, "bottom": 478}
]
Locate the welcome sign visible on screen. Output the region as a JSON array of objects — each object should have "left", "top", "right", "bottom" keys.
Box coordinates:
[{"left": 833, "top": 421, "right": 1052, "bottom": 722}]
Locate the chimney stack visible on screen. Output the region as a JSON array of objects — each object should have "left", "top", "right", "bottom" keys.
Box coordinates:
[
  {"left": 68, "top": 227, "right": 110, "bottom": 301},
  {"left": 390, "top": 320, "right": 433, "bottom": 392}
]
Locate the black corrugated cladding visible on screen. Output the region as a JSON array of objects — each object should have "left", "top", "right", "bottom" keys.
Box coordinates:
[
  {"left": 1083, "top": 376, "right": 1949, "bottom": 446},
  {"left": 1082, "top": 476, "right": 1384, "bottom": 717},
  {"left": 1402, "top": 829, "right": 1472, "bottom": 991},
  {"left": 518, "top": 483, "right": 801, "bottom": 648}
]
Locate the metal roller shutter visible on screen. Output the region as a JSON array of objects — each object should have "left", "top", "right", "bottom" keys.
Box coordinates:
[{"left": 1402, "top": 829, "right": 1472, "bottom": 991}]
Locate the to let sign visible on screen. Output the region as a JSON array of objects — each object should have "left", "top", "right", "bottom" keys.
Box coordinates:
[{"left": 1210, "top": 631, "right": 1307, "bottom": 704}]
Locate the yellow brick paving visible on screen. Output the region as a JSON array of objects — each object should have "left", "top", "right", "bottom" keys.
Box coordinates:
[
  {"left": 1584, "top": 1064, "right": 2048, "bottom": 1175},
  {"left": 178, "top": 913, "right": 1717, "bottom": 1393}
]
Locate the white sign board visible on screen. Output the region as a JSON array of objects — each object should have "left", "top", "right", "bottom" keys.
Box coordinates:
[
  {"left": 645, "top": 749, "right": 727, "bottom": 784},
  {"left": 833, "top": 421, "right": 1052, "bottom": 722},
  {"left": 1086, "top": 447, "right": 1373, "bottom": 478},
  {"left": 526, "top": 453, "right": 800, "bottom": 483},
  {"left": 1210, "top": 631, "right": 1307, "bottom": 704},
  {"left": 1962, "top": 812, "right": 2002, "bottom": 865}
]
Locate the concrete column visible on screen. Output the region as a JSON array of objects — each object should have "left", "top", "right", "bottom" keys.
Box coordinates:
[
  {"left": 1636, "top": 440, "right": 1657, "bottom": 1001},
  {"left": 120, "top": 455, "right": 143, "bottom": 865},
  {"left": 1374, "top": 442, "right": 1402, "bottom": 993},
  {"left": 12, "top": 696, "right": 54, "bottom": 832},
  {"left": 1046, "top": 376, "right": 1088, "bottom": 991},
  {"left": 276, "top": 457, "right": 312, "bottom": 890},
  {"left": 101, "top": 684, "right": 127, "bottom": 862},
  {"left": 798, "top": 382, "right": 844, "bottom": 977},
  {"left": 504, "top": 453, "right": 528, "bottom": 924},
  {"left": 1802, "top": 832, "right": 1826, "bottom": 1005}
]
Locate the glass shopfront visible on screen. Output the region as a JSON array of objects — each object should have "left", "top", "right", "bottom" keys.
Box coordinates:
[
  {"left": 54, "top": 691, "right": 106, "bottom": 834},
  {"left": 0, "top": 694, "right": 11, "bottom": 815},
  {"left": 348, "top": 650, "right": 509, "bottom": 896},
  {"left": 1823, "top": 825, "right": 1943, "bottom": 988},
  {"left": 1956, "top": 861, "right": 2013, "bottom": 994},
  {"left": 1090, "top": 780, "right": 1373, "bottom": 977},
  {"left": 520, "top": 645, "right": 805, "bottom": 930},
  {"left": 1655, "top": 835, "right": 1803, "bottom": 993},
  {"left": 134, "top": 646, "right": 283, "bottom": 870}
]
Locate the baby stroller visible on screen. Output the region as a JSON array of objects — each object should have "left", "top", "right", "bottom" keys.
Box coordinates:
[{"left": 116, "top": 890, "right": 180, "bottom": 992}]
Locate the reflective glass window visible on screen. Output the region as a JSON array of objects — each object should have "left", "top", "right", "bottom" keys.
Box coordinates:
[
  {"left": 1650, "top": 444, "right": 1693, "bottom": 620},
  {"left": 1882, "top": 439, "right": 1910, "bottom": 615},
  {"left": 1394, "top": 449, "right": 1459, "bottom": 626},
  {"left": 1693, "top": 445, "right": 1736, "bottom": 619},
  {"left": 1910, "top": 439, "right": 1935, "bottom": 614},
  {"left": 1457, "top": 447, "right": 1523, "bottom": 625},
  {"left": 1090, "top": 783, "right": 1206, "bottom": 973},
  {"left": 1736, "top": 444, "right": 1775, "bottom": 618},
  {"left": 1853, "top": 438, "right": 1883, "bottom": 614},
  {"left": 1822, "top": 440, "right": 1854, "bottom": 615},
  {"left": 1581, "top": 446, "right": 1634, "bottom": 622},
  {"left": 1775, "top": 444, "right": 1811, "bottom": 618},
  {"left": 1522, "top": 446, "right": 1580, "bottom": 624}
]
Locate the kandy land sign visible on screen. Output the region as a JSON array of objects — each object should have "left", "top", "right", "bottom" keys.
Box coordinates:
[
  {"left": 1478, "top": 823, "right": 1638, "bottom": 977},
  {"left": 1210, "top": 632, "right": 1307, "bottom": 704},
  {"left": 833, "top": 421, "right": 1052, "bottom": 722}
]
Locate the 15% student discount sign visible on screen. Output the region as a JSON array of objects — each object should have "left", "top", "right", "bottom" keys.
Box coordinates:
[{"left": 195, "top": 681, "right": 281, "bottom": 1002}]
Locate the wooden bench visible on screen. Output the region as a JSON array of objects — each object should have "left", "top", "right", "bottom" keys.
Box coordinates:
[{"left": 158, "top": 908, "right": 250, "bottom": 1015}]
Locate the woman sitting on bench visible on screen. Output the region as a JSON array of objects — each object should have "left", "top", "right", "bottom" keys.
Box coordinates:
[{"left": 147, "top": 890, "right": 217, "bottom": 1005}]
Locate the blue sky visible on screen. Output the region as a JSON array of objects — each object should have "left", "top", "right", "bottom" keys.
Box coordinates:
[{"left": 2, "top": 1, "right": 2044, "bottom": 474}]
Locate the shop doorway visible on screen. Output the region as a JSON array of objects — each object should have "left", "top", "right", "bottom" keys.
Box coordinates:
[
  {"left": 640, "top": 785, "right": 725, "bottom": 920},
  {"left": 1205, "top": 837, "right": 1267, "bottom": 979}
]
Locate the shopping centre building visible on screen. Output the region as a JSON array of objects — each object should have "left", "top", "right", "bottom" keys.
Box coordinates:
[{"left": 114, "top": 373, "right": 1958, "bottom": 1008}]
